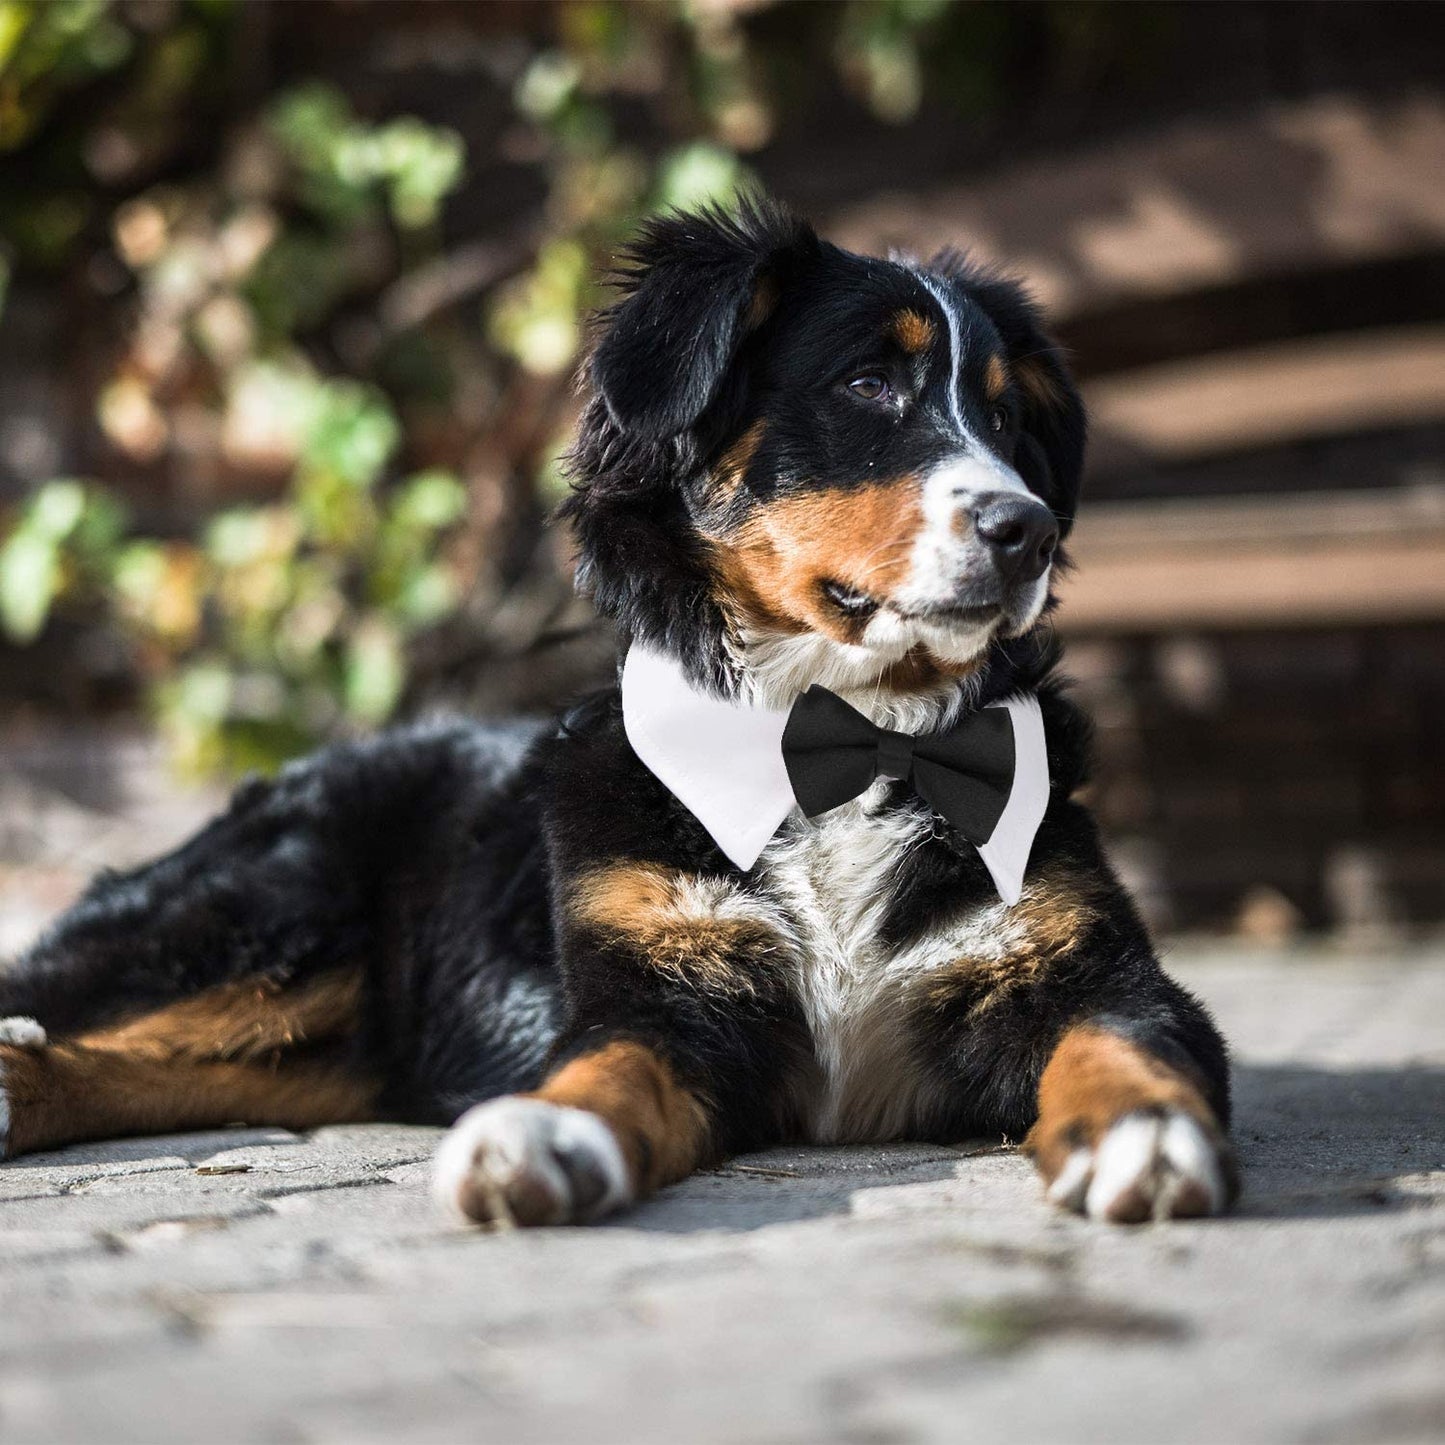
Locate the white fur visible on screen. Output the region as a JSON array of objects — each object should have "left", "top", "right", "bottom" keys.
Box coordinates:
[
  {"left": 669, "top": 874, "right": 784, "bottom": 935},
  {"left": 1047, "top": 1110, "right": 1228, "bottom": 1222},
  {"left": 735, "top": 626, "right": 977, "bottom": 733},
  {"left": 0, "top": 1017, "right": 47, "bottom": 1161},
  {"left": 721, "top": 276, "right": 1056, "bottom": 728},
  {"left": 0, "top": 1017, "right": 46, "bottom": 1048},
  {"left": 433, "top": 1096, "right": 631, "bottom": 1226},
  {"left": 895, "top": 456, "right": 1033, "bottom": 609},
  {"left": 1158, "top": 1111, "right": 1228, "bottom": 1211},
  {"left": 1046, "top": 1147, "right": 1094, "bottom": 1211},
  {"left": 892, "top": 272, "right": 1054, "bottom": 629},
  {"left": 917, "top": 272, "right": 982, "bottom": 442},
  {"left": 758, "top": 794, "right": 953, "bottom": 1141}
]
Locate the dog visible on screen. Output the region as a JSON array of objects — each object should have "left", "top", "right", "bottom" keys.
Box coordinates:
[{"left": 0, "top": 198, "right": 1237, "bottom": 1227}]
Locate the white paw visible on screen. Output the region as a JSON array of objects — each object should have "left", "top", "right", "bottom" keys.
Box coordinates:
[
  {"left": 433, "top": 1097, "right": 632, "bottom": 1228},
  {"left": 0, "top": 1017, "right": 46, "bottom": 1049},
  {"left": 0, "top": 1018, "right": 46, "bottom": 1162},
  {"left": 1047, "top": 1110, "right": 1234, "bottom": 1223}
]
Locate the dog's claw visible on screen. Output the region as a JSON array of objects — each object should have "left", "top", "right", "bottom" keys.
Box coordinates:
[{"left": 1049, "top": 1110, "right": 1236, "bottom": 1224}]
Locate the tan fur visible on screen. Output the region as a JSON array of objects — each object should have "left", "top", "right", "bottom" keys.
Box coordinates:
[
  {"left": 1, "top": 1044, "right": 375, "bottom": 1158},
  {"left": 709, "top": 478, "right": 924, "bottom": 643},
  {"left": 890, "top": 309, "right": 937, "bottom": 354},
  {"left": 1, "top": 970, "right": 374, "bottom": 1158},
  {"left": 77, "top": 969, "right": 362, "bottom": 1063},
  {"left": 745, "top": 273, "right": 781, "bottom": 332},
  {"left": 533, "top": 1041, "right": 712, "bottom": 1194},
  {"left": 713, "top": 420, "right": 766, "bottom": 499},
  {"left": 570, "top": 863, "right": 784, "bottom": 997},
  {"left": 984, "top": 353, "right": 1010, "bottom": 403},
  {"left": 1024, "top": 1024, "right": 1223, "bottom": 1188},
  {"left": 876, "top": 645, "right": 984, "bottom": 693},
  {"left": 916, "top": 872, "right": 1107, "bottom": 1019}
]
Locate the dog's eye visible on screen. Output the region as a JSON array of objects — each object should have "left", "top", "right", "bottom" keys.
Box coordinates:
[
  {"left": 847, "top": 374, "right": 890, "bottom": 403},
  {"left": 989, "top": 406, "right": 1009, "bottom": 433}
]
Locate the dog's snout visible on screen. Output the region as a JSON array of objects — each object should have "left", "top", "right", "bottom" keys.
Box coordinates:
[{"left": 972, "top": 494, "right": 1059, "bottom": 581}]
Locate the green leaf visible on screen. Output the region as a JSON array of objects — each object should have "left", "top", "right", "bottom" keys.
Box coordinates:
[
  {"left": 343, "top": 618, "right": 404, "bottom": 724},
  {"left": 303, "top": 382, "right": 399, "bottom": 490},
  {"left": 173, "top": 661, "right": 234, "bottom": 727},
  {"left": 206, "top": 508, "right": 272, "bottom": 567},
  {"left": 652, "top": 143, "right": 746, "bottom": 212},
  {"left": 394, "top": 563, "right": 456, "bottom": 628},
  {"left": 391, "top": 470, "right": 467, "bottom": 533},
  {"left": 514, "top": 52, "right": 582, "bottom": 123},
  {"left": 376, "top": 118, "right": 465, "bottom": 230},
  {"left": 0, "top": 527, "right": 59, "bottom": 642},
  {"left": 28, "top": 478, "right": 87, "bottom": 541}
]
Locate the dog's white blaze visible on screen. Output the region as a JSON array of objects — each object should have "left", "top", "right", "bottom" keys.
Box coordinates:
[
  {"left": 917, "top": 272, "right": 976, "bottom": 442},
  {"left": 894, "top": 273, "right": 1054, "bottom": 623}
]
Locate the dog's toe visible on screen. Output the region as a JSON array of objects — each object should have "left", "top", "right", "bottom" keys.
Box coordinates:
[
  {"left": 1049, "top": 1110, "right": 1235, "bottom": 1224},
  {"left": 0, "top": 1017, "right": 47, "bottom": 1049},
  {"left": 433, "top": 1097, "right": 632, "bottom": 1228}
]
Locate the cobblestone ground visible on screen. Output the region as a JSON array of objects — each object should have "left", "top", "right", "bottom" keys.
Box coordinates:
[{"left": 1, "top": 929, "right": 1442, "bottom": 1442}]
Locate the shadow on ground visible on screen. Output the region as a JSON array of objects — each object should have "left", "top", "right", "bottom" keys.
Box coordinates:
[
  {"left": 1231, "top": 1061, "right": 1445, "bottom": 1219},
  {"left": 2, "top": 1063, "right": 1439, "bottom": 1233},
  {"left": 617, "top": 1061, "right": 1445, "bottom": 1235}
]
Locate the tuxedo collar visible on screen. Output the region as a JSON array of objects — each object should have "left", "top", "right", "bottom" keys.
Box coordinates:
[{"left": 620, "top": 644, "right": 1049, "bottom": 904}]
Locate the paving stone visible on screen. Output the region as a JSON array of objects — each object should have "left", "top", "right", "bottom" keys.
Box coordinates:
[{"left": 0, "top": 944, "right": 1439, "bottom": 1443}]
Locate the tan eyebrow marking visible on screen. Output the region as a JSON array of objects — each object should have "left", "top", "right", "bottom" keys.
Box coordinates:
[
  {"left": 890, "top": 309, "right": 937, "bottom": 355},
  {"left": 984, "top": 353, "right": 1011, "bottom": 404}
]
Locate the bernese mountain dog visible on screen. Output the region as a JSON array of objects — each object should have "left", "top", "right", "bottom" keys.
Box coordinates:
[{"left": 0, "top": 198, "right": 1237, "bottom": 1226}]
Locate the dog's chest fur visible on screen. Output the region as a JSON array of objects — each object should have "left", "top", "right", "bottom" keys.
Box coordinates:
[{"left": 755, "top": 785, "right": 1016, "bottom": 1144}]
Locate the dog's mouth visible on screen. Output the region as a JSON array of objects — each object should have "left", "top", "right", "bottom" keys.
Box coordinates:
[
  {"left": 823, "top": 578, "right": 1004, "bottom": 633},
  {"left": 896, "top": 600, "right": 1005, "bottom": 628},
  {"left": 821, "top": 579, "right": 881, "bottom": 620}
]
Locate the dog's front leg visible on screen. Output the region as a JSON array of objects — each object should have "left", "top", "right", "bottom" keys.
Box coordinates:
[
  {"left": 1024, "top": 1018, "right": 1239, "bottom": 1224},
  {"left": 435, "top": 860, "right": 801, "bottom": 1227},
  {"left": 434, "top": 1036, "right": 710, "bottom": 1227}
]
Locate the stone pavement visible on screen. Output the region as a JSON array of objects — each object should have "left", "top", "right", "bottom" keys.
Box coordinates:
[{"left": 0, "top": 945, "right": 1440, "bottom": 1444}]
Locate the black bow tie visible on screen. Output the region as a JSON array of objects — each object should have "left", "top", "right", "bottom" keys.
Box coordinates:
[{"left": 780, "top": 686, "right": 1016, "bottom": 843}]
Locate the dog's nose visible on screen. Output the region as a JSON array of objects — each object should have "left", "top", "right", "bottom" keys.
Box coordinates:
[{"left": 972, "top": 494, "right": 1060, "bottom": 581}]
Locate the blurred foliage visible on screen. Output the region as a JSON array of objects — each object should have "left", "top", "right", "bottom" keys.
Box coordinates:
[{"left": 0, "top": 0, "right": 1150, "bottom": 773}]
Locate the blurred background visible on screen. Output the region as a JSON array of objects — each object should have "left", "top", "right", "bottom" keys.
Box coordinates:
[{"left": 1, "top": 0, "right": 1442, "bottom": 950}]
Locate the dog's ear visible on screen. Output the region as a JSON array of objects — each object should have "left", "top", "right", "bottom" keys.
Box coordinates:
[
  {"left": 590, "top": 197, "right": 816, "bottom": 441},
  {"left": 941, "top": 260, "right": 1087, "bottom": 536}
]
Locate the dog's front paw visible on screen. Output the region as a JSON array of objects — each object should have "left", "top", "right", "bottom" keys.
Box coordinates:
[
  {"left": 433, "top": 1096, "right": 632, "bottom": 1227},
  {"left": 1041, "top": 1108, "right": 1237, "bottom": 1224}
]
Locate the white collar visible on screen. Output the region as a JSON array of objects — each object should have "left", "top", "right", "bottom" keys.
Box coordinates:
[{"left": 620, "top": 644, "right": 1049, "bottom": 905}]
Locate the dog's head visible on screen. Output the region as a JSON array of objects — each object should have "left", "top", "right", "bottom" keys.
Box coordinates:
[{"left": 565, "top": 198, "right": 1084, "bottom": 713}]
